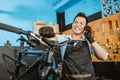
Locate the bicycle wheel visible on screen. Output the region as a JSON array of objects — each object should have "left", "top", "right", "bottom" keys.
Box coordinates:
[
  {"left": 2, "top": 53, "right": 26, "bottom": 80},
  {"left": 2, "top": 53, "right": 17, "bottom": 75}
]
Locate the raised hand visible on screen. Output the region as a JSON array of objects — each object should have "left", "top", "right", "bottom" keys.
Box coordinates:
[{"left": 84, "top": 25, "right": 95, "bottom": 43}]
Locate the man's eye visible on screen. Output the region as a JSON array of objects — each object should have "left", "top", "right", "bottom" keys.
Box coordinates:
[
  {"left": 80, "top": 23, "right": 83, "bottom": 25},
  {"left": 74, "top": 21, "right": 77, "bottom": 23},
  {"left": 74, "top": 21, "right": 78, "bottom": 24}
]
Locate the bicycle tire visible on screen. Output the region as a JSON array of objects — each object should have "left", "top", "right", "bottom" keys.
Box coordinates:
[
  {"left": 2, "top": 53, "right": 18, "bottom": 74},
  {"left": 2, "top": 53, "right": 28, "bottom": 80}
]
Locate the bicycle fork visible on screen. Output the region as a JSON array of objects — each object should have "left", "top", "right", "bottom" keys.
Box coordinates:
[{"left": 39, "top": 50, "right": 57, "bottom": 80}]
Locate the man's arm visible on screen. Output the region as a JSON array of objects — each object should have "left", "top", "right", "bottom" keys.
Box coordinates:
[
  {"left": 85, "top": 25, "right": 108, "bottom": 61},
  {"left": 91, "top": 42, "right": 108, "bottom": 61}
]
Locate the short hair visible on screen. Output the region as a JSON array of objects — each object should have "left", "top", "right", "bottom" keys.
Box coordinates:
[{"left": 73, "top": 12, "right": 88, "bottom": 25}]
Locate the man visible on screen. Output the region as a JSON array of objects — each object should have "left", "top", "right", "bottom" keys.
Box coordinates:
[{"left": 39, "top": 12, "right": 108, "bottom": 80}]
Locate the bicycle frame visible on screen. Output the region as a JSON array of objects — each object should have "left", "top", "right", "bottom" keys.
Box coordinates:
[
  {"left": 2, "top": 36, "right": 60, "bottom": 80},
  {"left": 0, "top": 24, "right": 63, "bottom": 80}
]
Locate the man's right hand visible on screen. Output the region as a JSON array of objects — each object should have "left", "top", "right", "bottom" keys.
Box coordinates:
[{"left": 39, "top": 26, "right": 55, "bottom": 38}]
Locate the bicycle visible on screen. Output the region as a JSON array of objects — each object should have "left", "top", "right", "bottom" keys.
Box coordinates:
[{"left": 0, "top": 23, "right": 71, "bottom": 80}]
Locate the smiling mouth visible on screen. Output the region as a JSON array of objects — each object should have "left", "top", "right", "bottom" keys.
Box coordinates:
[{"left": 75, "top": 27, "right": 81, "bottom": 31}]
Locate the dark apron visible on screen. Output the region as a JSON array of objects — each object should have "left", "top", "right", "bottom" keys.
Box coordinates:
[{"left": 62, "top": 41, "right": 96, "bottom": 80}]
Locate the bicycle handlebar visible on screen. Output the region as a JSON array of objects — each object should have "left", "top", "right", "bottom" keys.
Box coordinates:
[
  {"left": 0, "top": 23, "right": 42, "bottom": 46},
  {"left": 42, "top": 37, "right": 74, "bottom": 48},
  {"left": 0, "top": 23, "right": 72, "bottom": 47},
  {"left": 0, "top": 23, "right": 28, "bottom": 35}
]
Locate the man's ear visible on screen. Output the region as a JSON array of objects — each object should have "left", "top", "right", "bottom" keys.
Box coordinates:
[
  {"left": 84, "top": 25, "right": 88, "bottom": 31},
  {"left": 83, "top": 25, "right": 87, "bottom": 33}
]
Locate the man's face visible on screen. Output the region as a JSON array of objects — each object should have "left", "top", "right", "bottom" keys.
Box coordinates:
[{"left": 72, "top": 16, "right": 86, "bottom": 35}]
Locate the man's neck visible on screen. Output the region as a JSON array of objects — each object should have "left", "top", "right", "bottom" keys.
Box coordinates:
[{"left": 71, "top": 33, "right": 82, "bottom": 40}]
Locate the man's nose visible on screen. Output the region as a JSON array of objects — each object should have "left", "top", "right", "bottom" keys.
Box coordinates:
[{"left": 76, "top": 23, "right": 81, "bottom": 27}]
